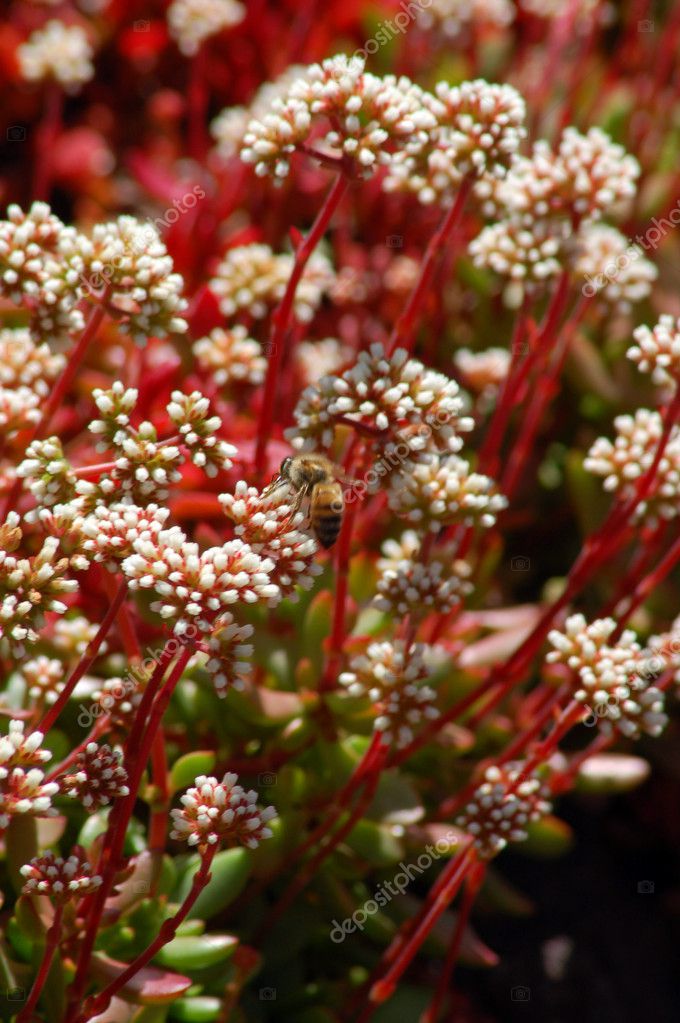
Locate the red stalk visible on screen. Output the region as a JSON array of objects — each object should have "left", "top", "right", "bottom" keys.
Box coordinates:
[
  {"left": 33, "top": 83, "right": 63, "bottom": 201},
  {"left": 187, "top": 45, "right": 209, "bottom": 161},
  {"left": 388, "top": 177, "right": 472, "bottom": 357},
  {"left": 254, "top": 172, "right": 349, "bottom": 478},
  {"left": 79, "top": 844, "right": 218, "bottom": 1022},
  {"left": 38, "top": 581, "right": 128, "bottom": 733},
  {"left": 16, "top": 904, "right": 63, "bottom": 1023}
]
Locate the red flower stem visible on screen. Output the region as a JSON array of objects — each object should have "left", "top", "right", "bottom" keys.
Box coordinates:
[
  {"left": 33, "top": 83, "right": 63, "bottom": 201},
  {"left": 67, "top": 644, "right": 191, "bottom": 1018},
  {"left": 388, "top": 177, "right": 472, "bottom": 357},
  {"left": 260, "top": 745, "right": 387, "bottom": 939},
  {"left": 254, "top": 172, "right": 349, "bottom": 478},
  {"left": 612, "top": 529, "right": 680, "bottom": 634},
  {"left": 419, "top": 858, "right": 486, "bottom": 1023},
  {"left": 552, "top": 731, "right": 611, "bottom": 794},
  {"left": 45, "top": 715, "right": 110, "bottom": 782},
  {"left": 521, "top": 699, "right": 585, "bottom": 777},
  {"left": 79, "top": 844, "right": 218, "bottom": 1022},
  {"left": 364, "top": 845, "right": 476, "bottom": 1014},
  {"left": 38, "top": 580, "right": 128, "bottom": 733},
  {"left": 600, "top": 519, "right": 668, "bottom": 617},
  {"left": 16, "top": 903, "right": 64, "bottom": 1023}
]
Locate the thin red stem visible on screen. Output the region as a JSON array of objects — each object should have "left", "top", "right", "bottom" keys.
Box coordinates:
[{"left": 16, "top": 903, "right": 63, "bottom": 1023}]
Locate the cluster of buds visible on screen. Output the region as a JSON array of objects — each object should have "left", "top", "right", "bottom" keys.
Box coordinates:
[
  {"left": 61, "top": 742, "right": 129, "bottom": 809},
  {"left": 212, "top": 65, "right": 307, "bottom": 160},
  {"left": 91, "top": 674, "right": 146, "bottom": 741},
  {"left": 456, "top": 763, "right": 552, "bottom": 859},
  {"left": 122, "top": 528, "right": 279, "bottom": 635},
  {"left": 167, "top": 0, "right": 245, "bottom": 56},
  {"left": 77, "top": 502, "right": 171, "bottom": 569},
  {"left": 17, "top": 438, "right": 78, "bottom": 519},
  {"left": 340, "top": 641, "right": 440, "bottom": 748},
  {"left": 170, "top": 772, "right": 276, "bottom": 849},
  {"left": 572, "top": 224, "right": 657, "bottom": 310},
  {"left": 241, "top": 54, "right": 439, "bottom": 181},
  {"left": 21, "top": 848, "right": 102, "bottom": 901},
  {"left": 294, "top": 338, "right": 351, "bottom": 387},
  {"left": 193, "top": 326, "right": 267, "bottom": 390},
  {"left": 584, "top": 409, "right": 680, "bottom": 524},
  {"left": 63, "top": 216, "right": 188, "bottom": 342},
  {"left": 628, "top": 314, "right": 680, "bottom": 388},
  {"left": 0, "top": 722, "right": 58, "bottom": 832},
  {"left": 385, "top": 80, "right": 526, "bottom": 205},
  {"left": 0, "top": 532, "right": 77, "bottom": 653},
  {"left": 0, "top": 328, "right": 65, "bottom": 437},
  {"left": 547, "top": 614, "right": 668, "bottom": 738},
  {"left": 386, "top": 455, "right": 507, "bottom": 530},
  {"left": 374, "top": 530, "right": 472, "bottom": 617},
  {"left": 22, "top": 656, "right": 65, "bottom": 706},
  {"left": 210, "top": 243, "right": 333, "bottom": 322},
  {"left": 417, "top": 0, "right": 515, "bottom": 39},
  {"left": 220, "top": 481, "right": 321, "bottom": 599},
  {"left": 18, "top": 20, "right": 95, "bottom": 92},
  {"left": 203, "top": 614, "right": 255, "bottom": 696},
  {"left": 0, "top": 203, "right": 85, "bottom": 340},
  {"left": 167, "top": 391, "right": 237, "bottom": 478},
  {"left": 288, "top": 342, "right": 474, "bottom": 460},
  {"left": 454, "top": 347, "right": 511, "bottom": 404}
]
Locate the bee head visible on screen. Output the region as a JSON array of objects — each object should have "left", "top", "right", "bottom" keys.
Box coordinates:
[{"left": 280, "top": 456, "right": 293, "bottom": 478}]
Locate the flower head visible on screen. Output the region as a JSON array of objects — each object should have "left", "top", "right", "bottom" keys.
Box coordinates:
[
  {"left": 386, "top": 455, "right": 507, "bottom": 530},
  {"left": 572, "top": 224, "right": 656, "bottom": 311},
  {"left": 374, "top": 530, "right": 472, "bottom": 617},
  {"left": 456, "top": 763, "right": 552, "bottom": 859},
  {"left": 18, "top": 21, "right": 94, "bottom": 91},
  {"left": 193, "top": 326, "right": 267, "bottom": 389},
  {"left": 21, "top": 848, "right": 102, "bottom": 900},
  {"left": 0, "top": 722, "right": 58, "bottom": 831},
  {"left": 166, "top": 390, "right": 237, "bottom": 478},
  {"left": 628, "top": 315, "right": 680, "bottom": 387},
  {"left": 22, "top": 656, "right": 64, "bottom": 705},
  {"left": 62, "top": 742, "right": 129, "bottom": 809},
  {"left": 0, "top": 536, "right": 77, "bottom": 654},
  {"left": 340, "top": 641, "right": 439, "bottom": 748},
  {"left": 168, "top": 0, "right": 245, "bottom": 56},
  {"left": 170, "top": 772, "right": 276, "bottom": 848}
]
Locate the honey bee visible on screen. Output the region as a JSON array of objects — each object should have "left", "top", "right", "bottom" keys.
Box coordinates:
[{"left": 263, "top": 453, "right": 345, "bottom": 548}]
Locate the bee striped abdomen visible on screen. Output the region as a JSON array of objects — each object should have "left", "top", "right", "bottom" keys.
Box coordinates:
[{"left": 310, "top": 483, "right": 343, "bottom": 548}]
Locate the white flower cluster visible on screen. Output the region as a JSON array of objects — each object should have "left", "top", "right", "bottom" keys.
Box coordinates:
[
  {"left": 122, "top": 528, "right": 279, "bottom": 635},
  {"left": 0, "top": 203, "right": 85, "bottom": 340},
  {"left": 0, "top": 721, "right": 58, "bottom": 832},
  {"left": 0, "top": 327, "right": 65, "bottom": 398},
  {"left": 22, "top": 655, "right": 64, "bottom": 705},
  {"left": 547, "top": 614, "right": 668, "bottom": 739},
  {"left": 288, "top": 342, "right": 474, "bottom": 460},
  {"left": 65, "top": 216, "right": 188, "bottom": 342},
  {"left": 220, "top": 481, "right": 321, "bottom": 599},
  {"left": 62, "top": 741, "right": 129, "bottom": 809},
  {"left": 53, "top": 614, "right": 99, "bottom": 658},
  {"left": 212, "top": 64, "right": 307, "bottom": 160},
  {"left": 417, "top": 0, "right": 515, "bottom": 38},
  {"left": 340, "top": 641, "right": 439, "bottom": 748},
  {"left": 456, "top": 762, "right": 552, "bottom": 859},
  {"left": 168, "top": 0, "right": 245, "bottom": 56},
  {"left": 241, "top": 54, "right": 439, "bottom": 181},
  {"left": 374, "top": 530, "right": 472, "bottom": 616},
  {"left": 17, "top": 437, "right": 78, "bottom": 516},
  {"left": 386, "top": 455, "right": 507, "bottom": 530},
  {"left": 21, "top": 849, "right": 102, "bottom": 900},
  {"left": 584, "top": 409, "right": 680, "bottom": 523},
  {"left": 170, "top": 772, "right": 276, "bottom": 848},
  {"left": 193, "top": 326, "right": 267, "bottom": 389},
  {"left": 385, "top": 80, "right": 526, "bottom": 205},
  {"left": 210, "top": 243, "right": 333, "bottom": 322},
  {"left": 572, "top": 223, "right": 657, "bottom": 310},
  {"left": 294, "top": 338, "right": 351, "bottom": 386},
  {"left": 454, "top": 346, "right": 511, "bottom": 395},
  {"left": 204, "top": 614, "right": 254, "bottom": 697},
  {"left": 628, "top": 314, "right": 680, "bottom": 387},
  {"left": 0, "top": 534, "right": 77, "bottom": 653},
  {"left": 77, "top": 502, "right": 171, "bottom": 569},
  {"left": 18, "top": 20, "right": 94, "bottom": 91},
  {"left": 167, "top": 390, "right": 237, "bottom": 478},
  {"left": 470, "top": 128, "right": 640, "bottom": 304}
]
